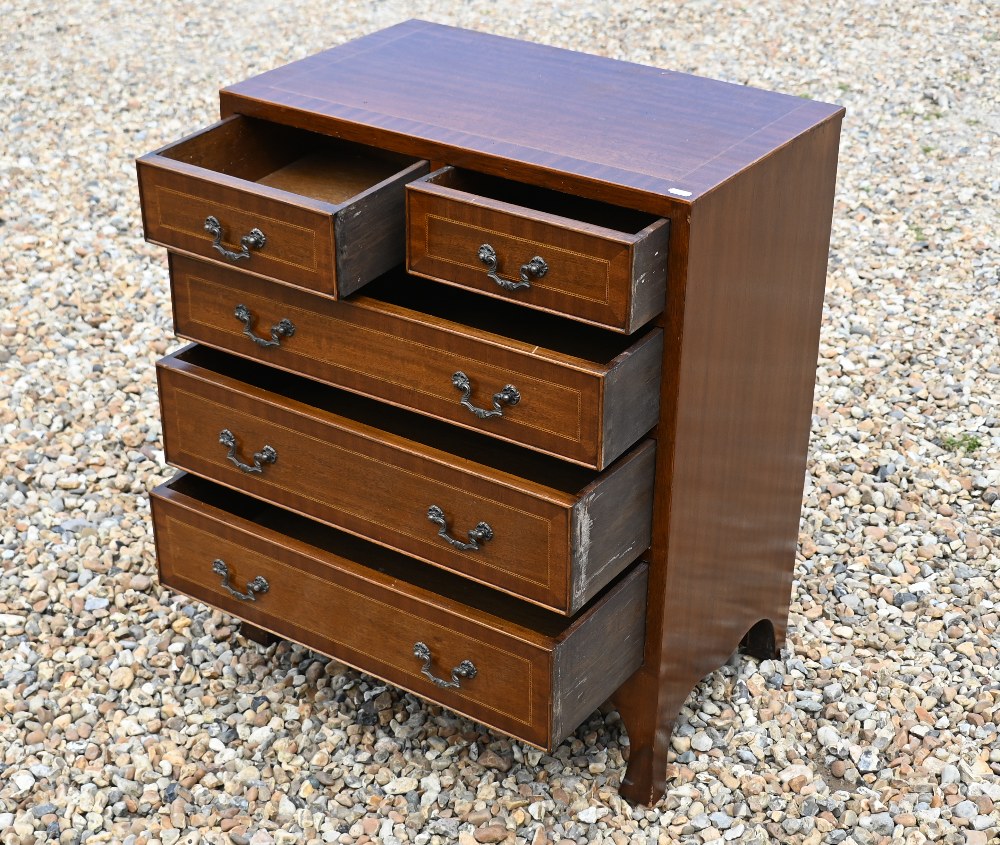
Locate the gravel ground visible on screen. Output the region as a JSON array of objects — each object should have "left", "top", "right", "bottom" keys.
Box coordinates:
[{"left": 1, "top": 1, "right": 998, "bottom": 843}]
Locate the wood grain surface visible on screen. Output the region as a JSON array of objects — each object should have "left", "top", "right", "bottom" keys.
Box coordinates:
[
  {"left": 406, "top": 166, "right": 669, "bottom": 333},
  {"left": 138, "top": 115, "right": 426, "bottom": 297},
  {"left": 168, "top": 254, "right": 662, "bottom": 468},
  {"left": 157, "top": 345, "right": 655, "bottom": 613},
  {"left": 613, "top": 109, "right": 844, "bottom": 805},
  {"left": 152, "top": 473, "right": 648, "bottom": 748},
  {"left": 220, "top": 20, "right": 842, "bottom": 209}
]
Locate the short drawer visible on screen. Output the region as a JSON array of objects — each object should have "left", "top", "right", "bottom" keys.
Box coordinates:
[
  {"left": 169, "top": 254, "right": 663, "bottom": 469},
  {"left": 137, "top": 115, "right": 428, "bottom": 298},
  {"left": 151, "top": 473, "right": 648, "bottom": 749},
  {"left": 157, "top": 345, "right": 655, "bottom": 615},
  {"left": 406, "top": 166, "right": 669, "bottom": 333}
]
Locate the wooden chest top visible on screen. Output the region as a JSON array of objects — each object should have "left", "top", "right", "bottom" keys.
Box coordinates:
[{"left": 220, "top": 19, "right": 843, "bottom": 209}]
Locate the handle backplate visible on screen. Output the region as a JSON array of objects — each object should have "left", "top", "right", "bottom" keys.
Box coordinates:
[
  {"left": 205, "top": 216, "right": 266, "bottom": 262},
  {"left": 219, "top": 429, "right": 277, "bottom": 474},
  {"left": 413, "top": 641, "right": 477, "bottom": 688},
  {"left": 427, "top": 505, "right": 493, "bottom": 551},
  {"left": 234, "top": 304, "right": 296, "bottom": 348},
  {"left": 212, "top": 559, "right": 269, "bottom": 602},
  {"left": 478, "top": 243, "right": 548, "bottom": 292}
]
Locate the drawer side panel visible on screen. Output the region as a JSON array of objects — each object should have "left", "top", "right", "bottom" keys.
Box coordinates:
[
  {"left": 334, "top": 160, "right": 430, "bottom": 297},
  {"left": 601, "top": 329, "right": 664, "bottom": 467},
  {"left": 629, "top": 218, "right": 671, "bottom": 331},
  {"left": 551, "top": 564, "right": 648, "bottom": 744},
  {"left": 570, "top": 441, "right": 656, "bottom": 613}
]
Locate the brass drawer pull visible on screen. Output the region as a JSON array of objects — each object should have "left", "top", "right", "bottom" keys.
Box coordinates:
[
  {"left": 478, "top": 243, "right": 548, "bottom": 291},
  {"left": 212, "top": 558, "right": 269, "bottom": 601},
  {"left": 451, "top": 371, "right": 520, "bottom": 419},
  {"left": 219, "top": 429, "right": 277, "bottom": 474},
  {"left": 205, "top": 215, "right": 267, "bottom": 262},
  {"left": 427, "top": 505, "right": 493, "bottom": 551},
  {"left": 413, "top": 641, "right": 477, "bottom": 689},
  {"left": 234, "top": 304, "right": 296, "bottom": 348}
]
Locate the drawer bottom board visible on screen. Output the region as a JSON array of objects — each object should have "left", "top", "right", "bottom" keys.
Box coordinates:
[{"left": 151, "top": 473, "right": 647, "bottom": 748}]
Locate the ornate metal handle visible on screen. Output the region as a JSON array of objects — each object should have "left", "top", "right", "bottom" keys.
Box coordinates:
[
  {"left": 427, "top": 505, "right": 493, "bottom": 551},
  {"left": 451, "top": 371, "right": 519, "bottom": 419},
  {"left": 219, "top": 429, "right": 277, "bottom": 474},
  {"left": 212, "top": 559, "right": 269, "bottom": 602},
  {"left": 233, "top": 304, "right": 296, "bottom": 348},
  {"left": 478, "top": 243, "right": 548, "bottom": 292},
  {"left": 205, "top": 215, "right": 266, "bottom": 262},
  {"left": 413, "top": 641, "right": 477, "bottom": 689}
]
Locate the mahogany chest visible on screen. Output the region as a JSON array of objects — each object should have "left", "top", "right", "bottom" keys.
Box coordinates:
[{"left": 137, "top": 20, "right": 843, "bottom": 803}]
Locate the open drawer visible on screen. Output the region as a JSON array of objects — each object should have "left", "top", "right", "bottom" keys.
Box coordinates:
[
  {"left": 157, "top": 344, "right": 655, "bottom": 614},
  {"left": 406, "top": 166, "right": 669, "bottom": 333},
  {"left": 137, "top": 115, "right": 429, "bottom": 297},
  {"left": 152, "top": 473, "right": 648, "bottom": 749},
  {"left": 168, "top": 255, "right": 663, "bottom": 469}
]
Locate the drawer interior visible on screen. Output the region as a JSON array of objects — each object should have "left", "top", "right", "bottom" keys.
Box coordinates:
[
  {"left": 359, "top": 270, "right": 652, "bottom": 362},
  {"left": 163, "top": 472, "right": 576, "bottom": 635},
  {"left": 423, "top": 166, "right": 661, "bottom": 234},
  {"left": 169, "top": 344, "right": 607, "bottom": 493},
  {"left": 159, "top": 115, "right": 420, "bottom": 206}
]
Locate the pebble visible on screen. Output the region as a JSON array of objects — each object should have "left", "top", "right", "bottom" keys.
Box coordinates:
[
  {"left": 953, "top": 801, "right": 978, "bottom": 819},
  {"left": 578, "top": 806, "right": 609, "bottom": 823},
  {"left": 1, "top": 4, "right": 998, "bottom": 845},
  {"left": 942, "top": 764, "right": 963, "bottom": 784},
  {"left": 109, "top": 666, "right": 135, "bottom": 691},
  {"left": 383, "top": 777, "right": 419, "bottom": 795},
  {"left": 817, "top": 725, "right": 841, "bottom": 748},
  {"left": 11, "top": 772, "right": 36, "bottom": 794},
  {"left": 867, "top": 813, "right": 895, "bottom": 835},
  {"left": 691, "top": 731, "right": 713, "bottom": 752},
  {"left": 855, "top": 747, "right": 881, "bottom": 773},
  {"left": 709, "top": 811, "right": 733, "bottom": 830}
]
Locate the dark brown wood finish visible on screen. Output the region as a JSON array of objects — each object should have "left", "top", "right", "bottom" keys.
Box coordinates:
[
  {"left": 613, "top": 111, "right": 844, "bottom": 804},
  {"left": 167, "top": 254, "right": 662, "bottom": 469},
  {"left": 142, "top": 23, "right": 845, "bottom": 806},
  {"left": 406, "top": 167, "right": 669, "bottom": 333},
  {"left": 137, "top": 115, "right": 428, "bottom": 298},
  {"left": 151, "top": 473, "right": 648, "bottom": 748},
  {"left": 220, "top": 20, "right": 840, "bottom": 210},
  {"left": 157, "top": 345, "right": 655, "bottom": 614}
]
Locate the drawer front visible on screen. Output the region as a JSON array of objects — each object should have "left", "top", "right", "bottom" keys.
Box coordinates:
[
  {"left": 168, "top": 254, "right": 662, "bottom": 469},
  {"left": 139, "top": 159, "right": 337, "bottom": 295},
  {"left": 152, "top": 484, "right": 553, "bottom": 745},
  {"left": 137, "top": 116, "right": 429, "bottom": 298},
  {"left": 406, "top": 170, "right": 669, "bottom": 333},
  {"left": 158, "top": 361, "right": 571, "bottom": 609}
]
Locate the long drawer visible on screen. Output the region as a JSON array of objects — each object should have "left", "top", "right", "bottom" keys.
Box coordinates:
[
  {"left": 157, "top": 345, "right": 655, "bottom": 614},
  {"left": 151, "top": 473, "right": 648, "bottom": 749},
  {"left": 168, "top": 253, "right": 662, "bottom": 469}
]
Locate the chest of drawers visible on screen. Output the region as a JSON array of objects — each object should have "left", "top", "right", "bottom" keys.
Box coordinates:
[{"left": 138, "top": 20, "right": 843, "bottom": 804}]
